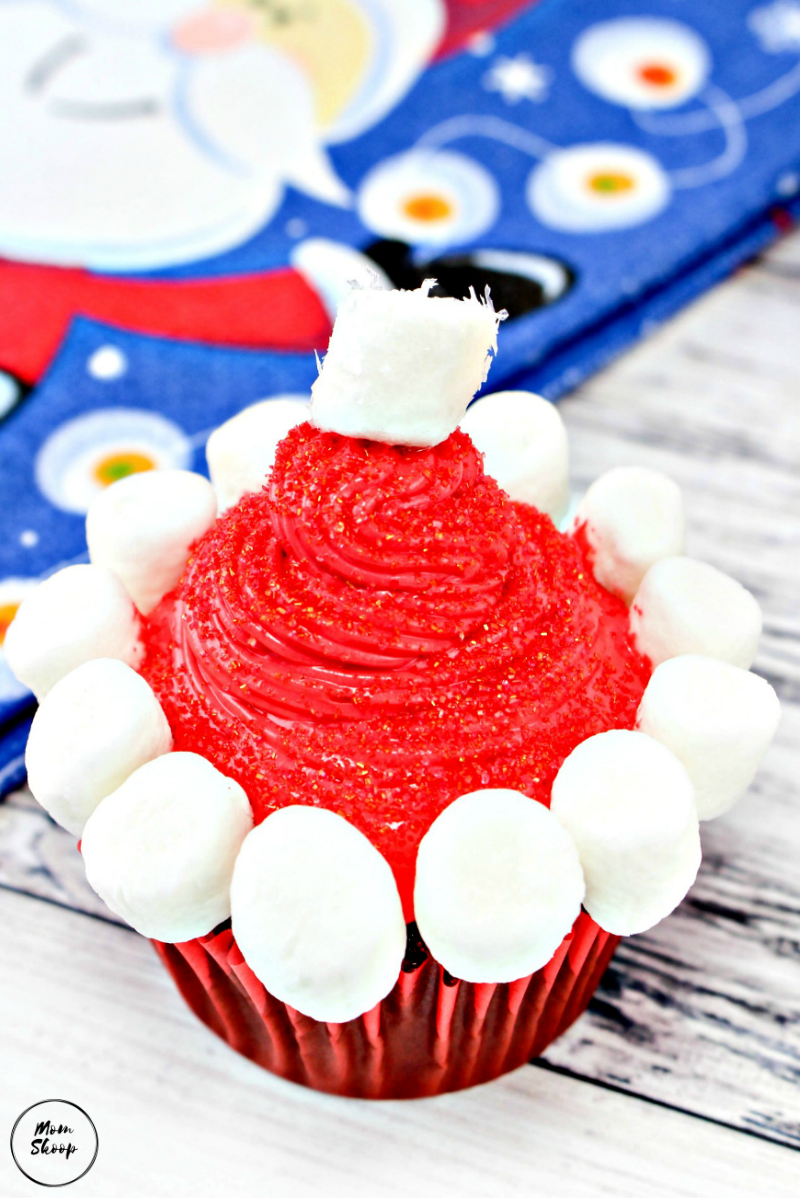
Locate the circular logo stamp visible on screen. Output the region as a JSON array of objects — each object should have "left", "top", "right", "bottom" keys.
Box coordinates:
[{"left": 10, "top": 1101, "right": 98, "bottom": 1188}]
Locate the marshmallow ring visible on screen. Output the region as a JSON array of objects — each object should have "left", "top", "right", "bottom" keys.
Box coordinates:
[
  {"left": 231, "top": 806, "right": 407, "bottom": 1024},
  {"left": 82, "top": 752, "right": 252, "bottom": 942},
  {"left": 637, "top": 655, "right": 781, "bottom": 820},
  {"left": 86, "top": 468, "right": 217, "bottom": 615},
  {"left": 415, "top": 789, "right": 585, "bottom": 983},
  {"left": 4, "top": 564, "right": 142, "bottom": 700},
  {"left": 26, "top": 658, "right": 172, "bottom": 837},
  {"left": 551, "top": 729, "right": 700, "bottom": 936},
  {"left": 461, "top": 391, "right": 570, "bottom": 522},
  {"left": 574, "top": 466, "right": 685, "bottom": 604},
  {"left": 206, "top": 397, "right": 310, "bottom": 512},
  {"left": 630, "top": 556, "right": 762, "bottom": 668}
]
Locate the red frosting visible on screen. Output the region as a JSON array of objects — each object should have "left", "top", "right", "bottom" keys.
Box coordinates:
[{"left": 141, "top": 424, "right": 651, "bottom": 918}]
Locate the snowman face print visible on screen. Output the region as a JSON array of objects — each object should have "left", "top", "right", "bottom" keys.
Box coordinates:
[{"left": 0, "top": 0, "right": 444, "bottom": 271}]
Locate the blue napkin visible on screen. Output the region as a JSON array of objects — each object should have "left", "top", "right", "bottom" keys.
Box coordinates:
[
  {"left": 0, "top": 320, "right": 319, "bottom": 757},
  {"left": 2, "top": 0, "right": 800, "bottom": 395},
  {"left": 129, "top": 0, "right": 800, "bottom": 387},
  {"left": 0, "top": 714, "right": 32, "bottom": 796}
]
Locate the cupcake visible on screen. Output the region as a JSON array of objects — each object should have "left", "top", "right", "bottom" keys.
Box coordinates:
[{"left": 6, "top": 284, "right": 780, "bottom": 1099}]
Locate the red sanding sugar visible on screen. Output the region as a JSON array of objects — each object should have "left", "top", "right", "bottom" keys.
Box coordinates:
[{"left": 142, "top": 424, "right": 651, "bottom": 917}]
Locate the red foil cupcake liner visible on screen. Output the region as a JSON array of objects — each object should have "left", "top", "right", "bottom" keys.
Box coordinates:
[{"left": 153, "top": 912, "right": 618, "bottom": 1100}]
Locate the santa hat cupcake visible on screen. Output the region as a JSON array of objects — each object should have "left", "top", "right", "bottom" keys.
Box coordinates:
[{"left": 6, "top": 283, "right": 779, "bottom": 1097}]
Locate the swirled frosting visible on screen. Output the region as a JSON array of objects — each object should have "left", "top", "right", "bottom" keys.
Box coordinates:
[{"left": 142, "top": 424, "right": 650, "bottom": 917}]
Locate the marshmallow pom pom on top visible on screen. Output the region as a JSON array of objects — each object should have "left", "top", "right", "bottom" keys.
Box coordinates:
[{"left": 310, "top": 281, "right": 505, "bottom": 446}]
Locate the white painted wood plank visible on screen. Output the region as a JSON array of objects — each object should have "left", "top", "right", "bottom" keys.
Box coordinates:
[
  {"left": 0, "top": 890, "right": 796, "bottom": 1200},
  {"left": 0, "top": 786, "right": 116, "bottom": 924},
  {"left": 762, "top": 228, "right": 800, "bottom": 272}
]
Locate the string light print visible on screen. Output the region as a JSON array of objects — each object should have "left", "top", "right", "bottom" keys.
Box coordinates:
[
  {"left": 571, "top": 18, "right": 711, "bottom": 110},
  {"left": 357, "top": 149, "right": 500, "bottom": 247},
  {"left": 35, "top": 409, "right": 192, "bottom": 514}
]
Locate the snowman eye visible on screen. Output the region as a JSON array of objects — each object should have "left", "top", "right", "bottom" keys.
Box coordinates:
[
  {"left": 357, "top": 150, "right": 499, "bottom": 248},
  {"left": 528, "top": 143, "right": 670, "bottom": 232},
  {"left": 35, "top": 409, "right": 192, "bottom": 515},
  {"left": 572, "top": 18, "right": 710, "bottom": 110}
]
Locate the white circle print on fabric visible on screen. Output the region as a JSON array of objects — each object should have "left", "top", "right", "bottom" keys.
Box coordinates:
[
  {"left": 35, "top": 409, "right": 192, "bottom": 515},
  {"left": 357, "top": 149, "right": 500, "bottom": 247},
  {"left": 528, "top": 143, "right": 671, "bottom": 233},
  {"left": 572, "top": 18, "right": 711, "bottom": 111}
]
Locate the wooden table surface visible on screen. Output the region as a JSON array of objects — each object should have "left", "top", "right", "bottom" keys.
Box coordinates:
[{"left": 1, "top": 232, "right": 799, "bottom": 1199}]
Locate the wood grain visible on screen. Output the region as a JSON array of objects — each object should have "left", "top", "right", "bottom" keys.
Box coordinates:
[
  {"left": 1, "top": 231, "right": 800, "bottom": 1187},
  {"left": 0, "top": 786, "right": 120, "bottom": 925},
  {"left": 1, "top": 890, "right": 797, "bottom": 1200}
]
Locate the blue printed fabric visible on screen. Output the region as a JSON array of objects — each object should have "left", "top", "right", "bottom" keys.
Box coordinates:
[
  {"left": 2, "top": 0, "right": 800, "bottom": 785},
  {"left": 0, "top": 322, "right": 319, "bottom": 736}
]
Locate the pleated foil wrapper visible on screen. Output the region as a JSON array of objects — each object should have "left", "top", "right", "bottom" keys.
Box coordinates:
[{"left": 154, "top": 911, "right": 618, "bottom": 1099}]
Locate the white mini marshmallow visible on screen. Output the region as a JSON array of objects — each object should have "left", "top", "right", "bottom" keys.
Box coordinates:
[
  {"left": 82, "top": 752, "right": 252, "bottom": 942},
  {"left": 630, "top": 556, "right": 762, "bottom": 669},
  {"left": 4, "top": 564, "right": 142, "bottom": 700},
  {"left": 574, "top": 466, "right": 685, "bottom": 603},
  {"left": 550, "top": 729, "right": 700, "bottom": 936},
  {"left": 231, "top": 807, "right": 406, "bottom": 1023},
  {"left": 637, "top": 655, "right": 781, "bottom": 820},
  {"left": 414, "top": 790, "right": 584, "bottom": 983},
  {"left": 311, "top": 282, "right": 503, "bottom": 447},
  {"left": 26, "top": 658, "right": 172, "bottom": 837},
  {"left": 206, "top": 397, "right": 310, "bottom": 512},
  {"left": 460, "top": 390, "right": 569, "bottom": 522},
  {"left": 86, "top": 469, "right": 217, "bottom": 615}
]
